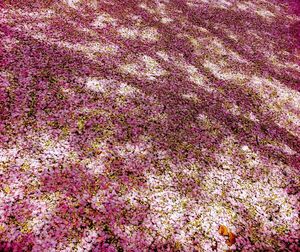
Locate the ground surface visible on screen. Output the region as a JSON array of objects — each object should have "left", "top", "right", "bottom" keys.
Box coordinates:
[{"left": 0, "top": 0, "right": 300, "bottom": 251}]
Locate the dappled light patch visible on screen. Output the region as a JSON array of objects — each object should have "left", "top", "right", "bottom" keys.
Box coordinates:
[
  {"left": 63, "top": 0, "right": 86, "bottom": 9},
  {"left": 203, "top": 60, "right": 240, "bottom": 81},
  {"left": 60, "top": 41, "right": 119, "bottom": 57},
  {"left": 161, "top": 17, "right": 174, "bottom": 24},
  {"left": 117, "top": 27, "right": 139, "bottom": 39},
  {"left": 156, "top": 50, "right": 170, "bottom": 61},
  {"left": 141, "top": 55, "right": 167, "bottom": 79},
  {"left": 91, "top": 13, "right": 117, "bottom": 28},
  {"left": 248, "top": 75, "right": 300, "bottom": 135},
  {"left": 85, "top": 77, "right": 111, "bottom": 93},
  {"left": 183, "top": 64, "right": 207, "bottom": 86},
  {"left": 140, "top": 27, "right": 160, "bottom": 42},
  {"left": 119, "top": 62, "right": 139, "bottom": 76},
  {"left": 182, "top": 92, "right": 199, "bottom": 103},
  {"left": 120, "top": 55, "right": 167, "bottom": 81},
  {"left": 255, "top": 8, "right": 276, "bottom": 20},
  {"left": 117, "top": 82, "right": 141, "bottom": 97}
]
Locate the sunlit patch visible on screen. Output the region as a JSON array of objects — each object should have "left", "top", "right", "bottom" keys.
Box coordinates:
[
  {"left": 182, "top": 93, "right": 199, "bottom": 102},
  {"left": 197, "top": 113, "right": 209, "bottom": 122},
  {"left": 117, "top": 27, "right": 139, "bottom": 39},
  {"left": 78, "top": 27, "right": 98, "bottom": 37},
  {"left": 85, "top": 158, "right": 106, "bottom": 175},
  {"left": 86, "top": 42, "right": 118, "bottom": 55},
  {"left": 146, "top": 190, "right": 188, "bottom": 237},
  {"left": 117, "top": 142, "right": 151, "bottom": 158},
  {"left": 203, "top": 60, "right": 246, "bottom": 81},
  {"left": 121, "top": 168, "right": 244, "bottom": 250},
  {"left": 246, "top": 111, "right": 259, "bottom": 122},
  {"left": 223, "top": 29, "right": 240, "bottom": 43},
  {"left": 118, "top": 82, "right": 140, "bottom": 96},
  {"left": 284, "top": 62, "right": 300, "bottom": 72},
  {"left": 249, "top": 76, "right": 300, "bottom": 134},
  {"left": 141, "top": 55, "right": 166, "bottom": 79},
  {"left": 0, "top": 148, "right": 17, "bottom": 163},
  {"left": 156, "top": 51, "right": 170, "bottom": 61},
  {"left": 185, "top": 64, "right": 212, "bottom": 91},
  {"left": 240, "top": 145, "right": 261, "bottom": 168},
  {"left": 85, "top": 77, "right": 112, "bottom": 92},
  {"left": 196, "top": 115, "right": 223, "bottom": 138},
  {"left": 236, "top": 2, "right": 250, "bottom": 11},
  {"left": 266, "top": 141, "right": 298, "bottom": 156},
  {"left": 118, "top": 26, "right": 159, "bottom": 41},
  {"left": 1, "top": 131, "right": 75, "bottom": 172},
  {"left": 170, "top": 56, "right": 216, "bottom": 93},
  {"left": 98, "top": 43, "right": 119, "bottom": 54},
  {"left": 256, "top": 9, "right": 276, "bottom": 20},
  {"left": 236, "top": 1, "right": 278, "bottom": 21},
  {"left": 92, "top": 13, "right": 117, "bottom": 28},
  {"left": 138, "top": 3, "right": 148, "bottom": 9},
  {"left": 123, "top": 172, "right": 190, "bottom": 245},
  {"left": 139, "top": 3, "right": 156, "bottom": 14},
  {"left": 38, "top": 39, "right": 119, "bottom": 58},
  {"left": 203, "top": 166, "right": 299, "bottom": 238},
  {"left": 186, "top": 1, "right": 202, "bottom": 8},
  {"left": 38, "top": 133, "right": 74, "bottom": 165},
  {"left": 141, "top": 27, "right": 160, "bottom": 42},
  {"left": 216, "top": 152, "right": 234, "bottom": 171},
  {"left": 228, "top": 49, "right": 248, "bottom": 63},
  {"left": 145, "top": 1, "right": 173, "bottom": 24},
  {"left": 187, "top": 35, "right": 201, "bottom": 49},
  {"left": 200, "top": 202, "right": 237, "bottom": 238},
  {"left": 119, "top": 63, "right": 139, "bottom": 75},
  {"left": 6, "top": 8, "right": 55, "bottom": 18},
  {"left": 218, "top": 135, "right": 262, "bottom": 172},
  {"left": 161, "top": 17, "right": 173, "bottom": 24},
  {"left": 198, "top": 26, "right": 210, "bottom": 34},
  {"left": 120, "top": 55, "right": 166, "bottom": 80},
  {"left": 240, "top": 182, "right": 296, "bottom": 228},
  {"left": 187, "top": 0, "right": 232, "bottom": 9},
  {"left": 64, "top": 0, "right": 81, "bottom": 9},
  {"left": 156, "top": 2, "right": 167, "bottom": 12},
  {"left": 214, "top": 0, "right": 232, "bottom": 9}
]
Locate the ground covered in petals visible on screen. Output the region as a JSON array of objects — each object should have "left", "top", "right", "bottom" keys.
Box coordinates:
[{"left": 0, "top": 0, "right": 300, "bottom": 251}]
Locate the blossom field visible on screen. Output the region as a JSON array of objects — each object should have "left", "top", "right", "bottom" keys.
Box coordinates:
[{"left": 0, "top": 0, "right": 300, "bottom": 251}]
